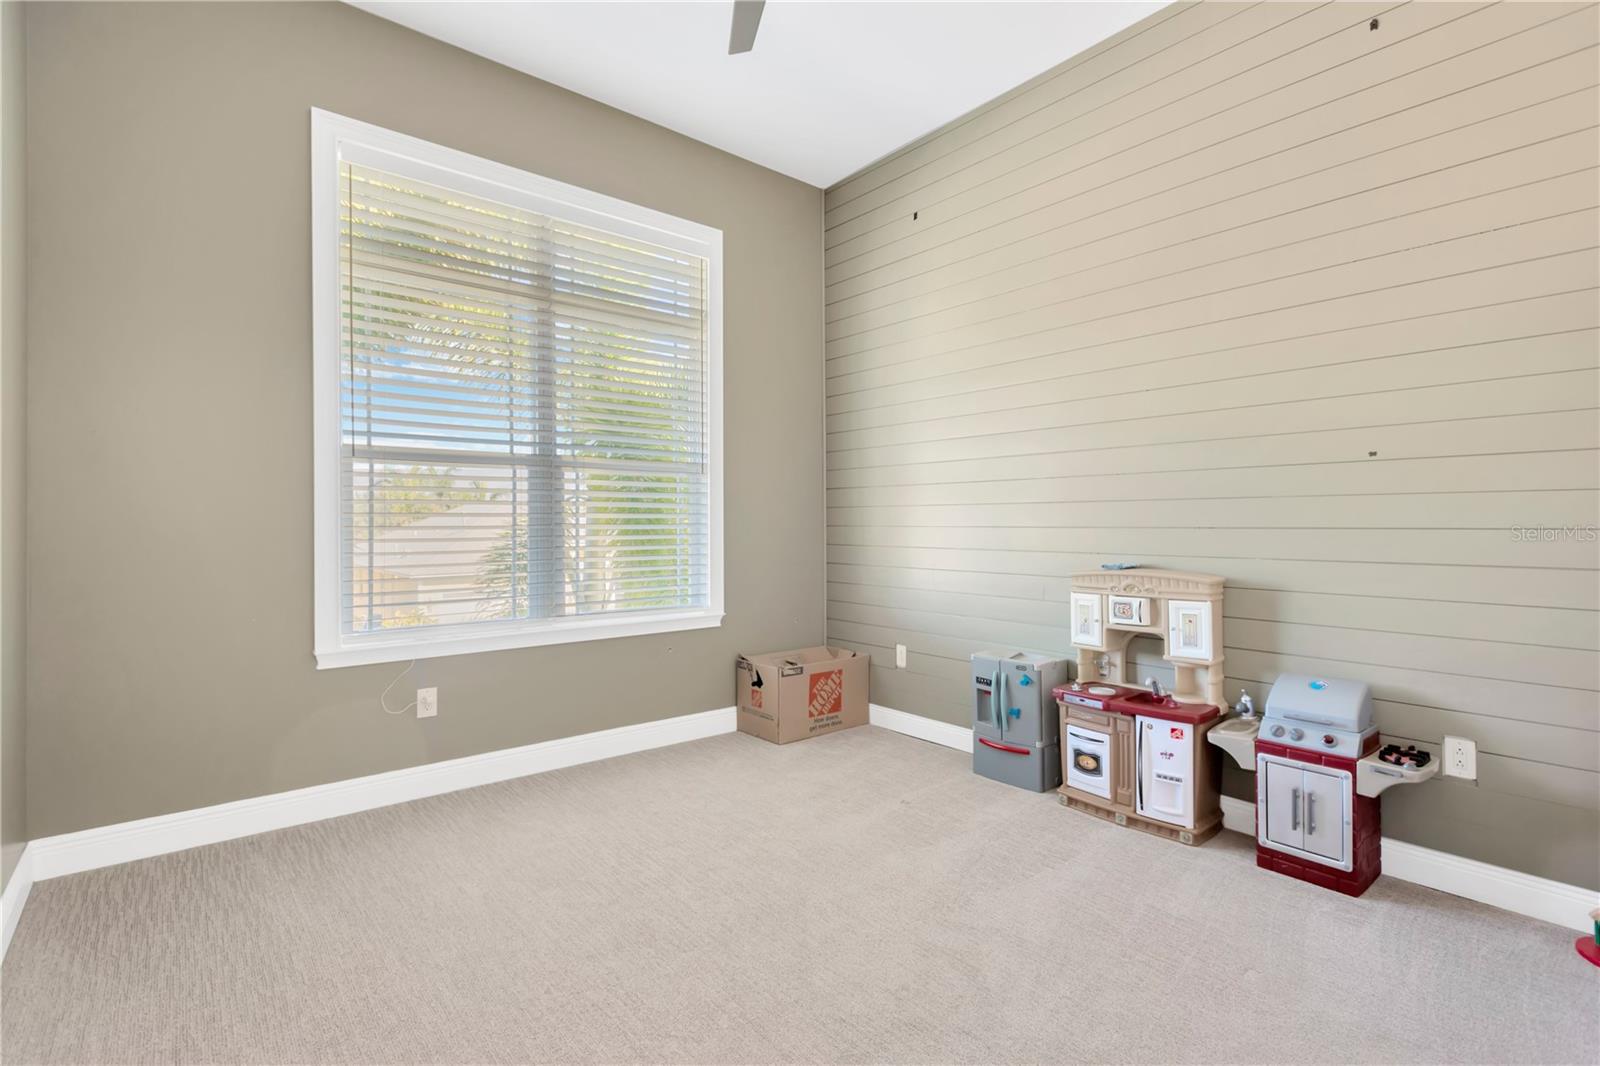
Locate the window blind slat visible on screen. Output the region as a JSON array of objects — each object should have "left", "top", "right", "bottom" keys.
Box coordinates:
[{"left": 341, "top": 388, "right": 706, "bottom": 427}]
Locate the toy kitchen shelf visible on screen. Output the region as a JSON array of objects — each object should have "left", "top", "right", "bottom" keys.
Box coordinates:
[{"left": 1356, "top": 749, "right": 1440, "bottom": 797}]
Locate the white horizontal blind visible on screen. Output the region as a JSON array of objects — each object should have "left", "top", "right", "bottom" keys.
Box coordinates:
[{"left": 339, "top": 161, "right": 710, "bottom": 638}]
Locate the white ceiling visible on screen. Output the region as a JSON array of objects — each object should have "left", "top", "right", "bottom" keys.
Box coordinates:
[{"left": 350, "top": 1, "right": 1167, "bottom": 188}]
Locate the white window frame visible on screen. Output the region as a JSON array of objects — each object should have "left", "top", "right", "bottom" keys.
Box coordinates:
[{"left": 310, "top": 109, "right": 724, "bottom": 669}]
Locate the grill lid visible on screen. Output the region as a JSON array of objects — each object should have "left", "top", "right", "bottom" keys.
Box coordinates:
[{"left": 1263, "top": 674, "right": 1374, "bottom": 732}]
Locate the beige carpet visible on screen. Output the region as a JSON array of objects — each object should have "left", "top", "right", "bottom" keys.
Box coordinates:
[{"left": 1, "top": 726, "right": 1595, "bottom": 1065}]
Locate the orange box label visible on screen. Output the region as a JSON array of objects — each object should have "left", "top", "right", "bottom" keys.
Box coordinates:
[{"left": 808, "top": 669, "right": 843, "bottom": 718}]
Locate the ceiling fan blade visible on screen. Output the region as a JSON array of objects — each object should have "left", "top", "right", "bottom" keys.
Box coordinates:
[{"left": 728, "top": 0, "right": 765, "bottom": 55}]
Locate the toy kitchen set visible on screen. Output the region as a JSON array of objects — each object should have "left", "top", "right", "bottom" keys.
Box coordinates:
[
  {"left": 1055, "top": 568, "right": 1228, "bottom": 846},
  {"left": 972, "top": 565, "right": 1445, "bottom": 896}
]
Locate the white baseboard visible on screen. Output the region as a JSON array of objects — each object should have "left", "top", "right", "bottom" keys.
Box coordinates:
[
  {"left": 1, "top": 844, "right": 34, "bottom": 966},
  {"left": 14, "top": 703, "right": 1597, "bottom": 947},
  {"left": 1219, "top": 797, "right": 1597, "bottom": 931},
  {"left": 870, "top": 703, "right": 972, "bottom": 752},
  {"left": 875, "top": 704, "right": 1599, "bottom": 933},
  {"left": 1380, "top": 837, "right": 1598, "bottom": 932},
  {"left": 27, "top": 706, "right": 737, "bottom": 884}
]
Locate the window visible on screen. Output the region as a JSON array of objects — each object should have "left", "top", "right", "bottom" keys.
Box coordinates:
[{"left": 311, "top": 110, "right": 722, "bottom": 668}]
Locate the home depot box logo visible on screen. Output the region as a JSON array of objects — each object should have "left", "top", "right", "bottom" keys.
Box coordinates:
[
  {"left": 808, "top": 669, "right": 843, "bottom": 719},
  {"left": 735, "top": 646, "right": 868, "bottom": 744}
]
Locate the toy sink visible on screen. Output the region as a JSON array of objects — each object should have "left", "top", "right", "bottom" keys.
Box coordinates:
[
  {"left": 1117, "top": 690, "right": 1178, "bottom": 710},
  {"left": 1206, "top": 715, "right": 1260, "bottom": 770},
  {"left": 1110, "top": 690, "right": 1221, "bottom": 723}
]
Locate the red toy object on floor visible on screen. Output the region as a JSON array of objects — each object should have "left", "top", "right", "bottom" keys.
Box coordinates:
[{"left": 1577, "top": 908, "right": 1600, "bottom": 968}]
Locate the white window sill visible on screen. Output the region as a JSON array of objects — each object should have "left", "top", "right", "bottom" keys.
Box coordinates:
[{"left": 314, "top": 609, "right": 724, "bottom": 670}]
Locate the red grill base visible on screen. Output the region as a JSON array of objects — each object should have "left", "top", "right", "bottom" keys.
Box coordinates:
[{"left": 1255, "top": 737, "right": 1382, "bottom": 898}]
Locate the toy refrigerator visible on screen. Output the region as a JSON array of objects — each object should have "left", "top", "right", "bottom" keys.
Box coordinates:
[{"left": 971, "top": 650, "right": 1071, "bottom": 791}]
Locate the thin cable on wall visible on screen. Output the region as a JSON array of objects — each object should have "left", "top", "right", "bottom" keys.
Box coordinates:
[{"left": 381, "top": 659, "right": 418, "bottom": 716}]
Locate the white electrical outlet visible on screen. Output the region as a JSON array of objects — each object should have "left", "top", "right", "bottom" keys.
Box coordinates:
[
  {"left": 417, "top": 687, "right": 438, "bottom": 719},
  {"left": 895, "top": 643, "right": 907, "bottom": 669},
  {"left": 1442, "top": 735, "right": 1476, "bottom": 779}
]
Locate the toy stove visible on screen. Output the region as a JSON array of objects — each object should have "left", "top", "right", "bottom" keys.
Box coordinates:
[{"left": 1255, "top": 675, "right": 1382, "bottom": 896}]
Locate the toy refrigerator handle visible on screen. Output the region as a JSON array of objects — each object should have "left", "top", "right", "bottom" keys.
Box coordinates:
[{"left": 995, "top": 669, "right": 1006, "bottom": 739}]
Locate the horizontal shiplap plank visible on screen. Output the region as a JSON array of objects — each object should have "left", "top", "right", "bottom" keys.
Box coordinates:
[
  {"left": 825, "top": 410, "right": 1600, "bottom": 489},
  {"left": 829, "top": 522, "right": 1598, "bottom": 569},
  {"left": 825, "top": 451, "right": 1600, "bottom": 507},
  {"left": 829, "top": 371, "right": 1598, "bottom": 474},
  {"left": 1222, "top": 588, "right": 1600, "bottom": 652},
  {"left": 827, "top": 489, "right": 1599, "bottom": 531},
  {"left": 832, "top": 492, "right": 1600, "bottom": 541},
  {"left": 1226, "top": 617, "right": 1596, "bottom": 691}
]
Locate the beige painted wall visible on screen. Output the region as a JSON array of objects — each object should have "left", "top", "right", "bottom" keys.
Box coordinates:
[
  {"left": 1, "top": 0, "right": 24, "bottom": 891},
  {"left": 824, "top": 2, "right": 1600, "bottom": 887},
  {"left": 23, "top": 2, "right": 824, "bottom": 839}
]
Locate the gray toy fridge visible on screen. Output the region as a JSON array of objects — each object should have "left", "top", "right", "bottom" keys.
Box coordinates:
[{"left": 971, "top": 650, "right": 1071, "bottom": 791}]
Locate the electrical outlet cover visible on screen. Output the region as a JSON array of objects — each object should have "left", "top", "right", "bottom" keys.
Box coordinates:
[
  {"left": 417, "top": 687, "right": 438, "bottom": 719},
  {"left": 1442, "top": 735, "right": 1476, "bottom": 779},
  {"left": 895, "top": 643, "right": 907, "bottom": 669}
]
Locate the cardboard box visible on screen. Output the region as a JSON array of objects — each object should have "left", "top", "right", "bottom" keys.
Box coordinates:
[{"left": 736, "top": 646, "right": 869, "bottom": 744}]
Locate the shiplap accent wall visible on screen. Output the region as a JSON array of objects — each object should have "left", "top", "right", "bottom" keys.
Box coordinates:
[{"left": 823, "top": 1, "right": 1600, "bottom": 888}]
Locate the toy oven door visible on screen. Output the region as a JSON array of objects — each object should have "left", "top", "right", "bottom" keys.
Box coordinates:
[{"left": 1066, "top": 726, "right": 1112, "bottom": 799}]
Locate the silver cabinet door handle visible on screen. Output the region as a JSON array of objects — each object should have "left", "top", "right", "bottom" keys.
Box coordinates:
[
  {"left": 1291, "top": 786, "right": 1301, "bottom": 831},
  {"left": 1307, "top": 791, "right": 1317, "bottom": 836}
]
